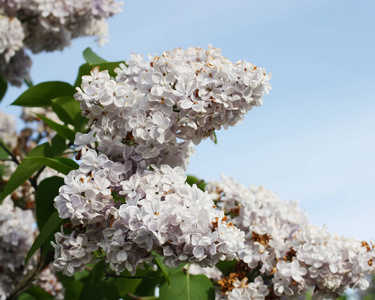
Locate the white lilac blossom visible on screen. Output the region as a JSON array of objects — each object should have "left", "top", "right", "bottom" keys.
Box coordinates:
[
  {"left": 49, "top": 44, "right": 375, "bottom": 298},
  {"left": 206, "top": 176, "right": 375, "bottom": 299},
  {"left": 0, "top": 197, "right": 35, "bottom": 298},
  {"left": 0, "top": 0, "right": 123, "bottom": 85},
  {"left": 0, "top": 197, "right": 64, "bottom": 299},
  {"left": 0, "top": 48, "right": 31, "bottom": 86},
  {"left": 227, "top": 277, "right": 269, "bottom": 300},
  {"left": 53, "top": 149, "right": 245, "bottom": 276},
  {"left": 0, "top": 110, "right": 17, "bottom": 148},
  {"left": 35, "top": 266, "right": 65, "bottom": 300},
  {"left": 0, "top": 130, "right": 63, "bottom": 298},
  {"left": 0, "top": 14, "right": 24, "bottom": 63},
  {"left": 74, "top": 45, "right": 271, "bottom": 171},
  {"left": 0, "top": 108, "right": 61, "bottom": 204},
  {"left": 0, "top": 109, "right": 65, "bottom": 299},
  {"left": 188, "top": 264, "right": 223, "bottom": 281},
  {"left": 53, "top": 45, "right": 266, "bottom": 280},
  {"left": 21, "top": 106, "right": 63, "bottom": 136},
  {"left": 0, "top": 0, "right": 123, "bottom": 51}
]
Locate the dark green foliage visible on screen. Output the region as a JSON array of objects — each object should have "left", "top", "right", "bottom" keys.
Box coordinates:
[
  {"left": 0, "top": 75, "right": 7, "bottom": 102},
  {"left": 159, "top": 271, "right": 215, "bottom": 300},
  {"left": 36, "top": 114, "right": 76, "bottom": 142},
  {"left": 35, "top": 176, "right": 65, "bottom": 230},
  {"left": 78, "top": 261, "right": 120, "bottom": 300},
  {"left": 0, "top": 135, "right": 69, "bottom": 202},
  {"left": 24, "top": 211, "right": 64, "bottom": 265},
  {"left": 12, "top": 81, "right": 76, "bottom": 107},
  {"left": 51, "top": 96, "right": 88, "bottom": 131},
  {"left": 186, "top": 175, "right": 207, "bottom": 191}
]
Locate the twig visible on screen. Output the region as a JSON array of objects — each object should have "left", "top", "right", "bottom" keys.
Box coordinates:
[
  {"left": 20, "top": 15, "right": 39, "bottom": 24},
  {"left": 0, "top": 140, "right": 20, "bottom": 165},
  {"left": 104, "top": 273, "right": 154, "bottom": 280},
  {"left": 103, "top": 263, "right": 154, "bottom": 280},
  {"left": 33, "top": 132, "right": 47, "bottom": 145},
  {"left": 23, "top": 78, "right": 34, "bottom": 88},
  {"left": 6, "top": 251, "right": 54, "bottom": 300},
  {"left": 0, "top": 139, "right": 45, "bottom": 191},
  {"left": 128, "top": 294, "right": 158, "bottom": 300},
  {"left": 29, "top": 166, "right": 46, "bottom": 191}
]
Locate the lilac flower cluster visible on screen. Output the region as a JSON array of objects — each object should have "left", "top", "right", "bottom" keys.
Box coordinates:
[
  {"left": 0, "top": 110, "right": 17, "bottom": 149},
  {"left": 206, "top": 176, "right": 375, "bottom": 299},
  {"left": 35, "top": 266, "right": 64, "bottom": 300},
  {"left": 0, "top": 197, "right": 35, "bottom": 297},
  {"left": 226, "top": 277, "right": 269, "bottom": 300},
  {"left": 53, "top": 45, "right": 271, "bottom": 277},
  {"left": 0, "top": 0, "right": 122, "bottom": 85},
  {"left": 0, "top": 196, "right": 65, "bottom": 299},
  {"left": 0, "top": 197, "right": 65, "bottom": 300},
  {"left": 74, "top": 45, "right": 271, "bottom": 170},
  {"left": 21, "top": 106, "right": 64, "bottom": 136},
  {"left": 53, "top": 149, "right": 245, "bottom": 276},
  {"left": 0, "top": 15, "right": 24, "bottom": 63},
  {"left": 0, "top": 110, "right": 65, "bottom": 299}
]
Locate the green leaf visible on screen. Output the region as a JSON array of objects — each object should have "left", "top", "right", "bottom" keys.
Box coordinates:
[
  {"left": 133, "top": 271, "right": 162, "bottom": 298},
  {"left": 0, "top": 75, "right": 7, "bottom": 102},
  {"left": 74, "top": 268, "right": 91, "bottom": 281},
  {"left": 19, "top": 286, "right": 54, "bottom": 300},
  {"left": 58, "top": 273, "right": 84, "bottom": 300},
  {"left": 25, "top": 157, "right": 78, "bottom": 175},
  {"left": 50, "top": 134, "right": 68, "bottom": 157},
  {"left": 212, "top": 131, "right": 218, "bottom": 144},
  {"left": 82, "top": 47, "right": 107, "bottom": 64},
  {"left": 12, "top": 81, "right": 76, "bottom": 107},
  {"left": 74, "top": 61, "right": 125, "bottom": 87},
  {"left": 114, "top": 264, "right": 161, "bottom": 298},
  {"left": 18, "top": 293, "right": 36, "bottom": 300},
  {"left": 154, "top": 255, "right": 171, "bottom": 287},
  {"left": 186, "top": 175, "right": 207, "bottom": 191},
  {"left": 0, "top": 136, "right": 68, "bottom": 202},
  {"left": 0, "top": 147, "right": 9, "bottom": 160},
  {"left": 25, "top": 210, "right": 64, "bottom": 265},
  {"left": 51, "top": 96, "right": 87, "bottom": 131},
  {"left": 35, "top": 176, "right": 64, "bottom": 230},
  {"left": 215, "top": 260, "right": 236, "bottom": 277},
  {"left": 155, "top": 254, "right": 186, "bottom": 275},
  {"left": 159, "top": 271, "right": 215, "bottom": 300},
  {"left": 0, "top": 164, "right": 6, "bottom": 180},
  {"left": 79, "top": 261, "right": 120, "bottom": 300},
  {"left": 36, "top": 114, "right": 76, "bottom": 142},
  {"left": 0, "top": 146, "right": 47, "bottom": 202},
  {"left": 0, "top": 139, "right": 12, "bottom": 159}
]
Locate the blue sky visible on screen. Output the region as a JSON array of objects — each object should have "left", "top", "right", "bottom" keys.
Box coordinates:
[{"left": 1, "top": 0, "right": 375, "bottom": 240}]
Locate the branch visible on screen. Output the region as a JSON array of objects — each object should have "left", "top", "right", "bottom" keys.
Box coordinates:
[
  {"left": 23, "top": 78, "right": 34, "bottom": 88},
  {"left": 29, "top": 166, "right": 46, "bottom": 191},
  {"left": 6, "top": 251, "right": 54, "bottom": 300},
  {"left": 33, "top": 131, "right": 47, "bottom": 145},
  {"left": 128, "top": 294, "right": 158, "bottom": 300},
  {"left": 0, "top": 140, "right": 43, "bottom": 190},
  {"left": 0, "top": 140, "right": 19, "bottom": 165},
  {"left": 104, "top": 273, "right": 154, "bottom": 280},
  {"left": 103, "top": 263, "right": 154, "bottom": 280}
]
